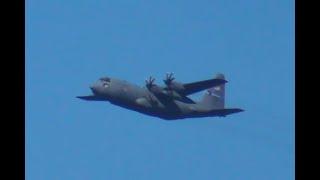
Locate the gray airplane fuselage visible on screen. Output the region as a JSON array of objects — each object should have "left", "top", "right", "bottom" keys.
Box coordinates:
[
  {"left": 78, "top": 76, "right": 243, "bottom": 120},
  {"left": 90, "top": 78, "right": 208, "bottom": 120}
]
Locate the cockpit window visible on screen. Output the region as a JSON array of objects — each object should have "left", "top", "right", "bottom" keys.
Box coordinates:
[
  {"left": 102, "top": 82, "right": 109, "bottom": 88},
  {"left": 100, "top": 77, "right": 111, "bottom": 88}
]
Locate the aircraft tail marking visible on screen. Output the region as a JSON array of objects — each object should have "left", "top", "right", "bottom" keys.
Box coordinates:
[{"left": 200, "top": 73, "right": 225, "bottom": 109}]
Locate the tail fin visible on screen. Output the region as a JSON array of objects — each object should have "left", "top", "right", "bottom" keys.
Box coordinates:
[{"left": 200, "top": 73, "right": 225, "bottom": 109}]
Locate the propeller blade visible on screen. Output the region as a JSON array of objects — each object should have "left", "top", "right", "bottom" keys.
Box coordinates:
[{"left": 164, "top": 72, "right": 175, "bottom": 85}]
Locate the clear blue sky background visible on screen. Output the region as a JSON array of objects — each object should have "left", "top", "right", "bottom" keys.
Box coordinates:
[{"left": 26, "top": 0, "right": 294, "bottom": 180}]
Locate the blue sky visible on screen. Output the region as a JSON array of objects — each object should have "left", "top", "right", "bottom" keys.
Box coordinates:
[{"left": 26, "top": 0, "right": 294, "bottom": 180}]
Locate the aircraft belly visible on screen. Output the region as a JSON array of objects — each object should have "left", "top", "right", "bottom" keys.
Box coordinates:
[{"left": 108, "top": 85, "right": 220, "bottom": 119}]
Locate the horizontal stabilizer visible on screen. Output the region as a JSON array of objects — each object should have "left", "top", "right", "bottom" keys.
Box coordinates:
[
  {"left": 76, "top": 95, "right": 106, "bottom": 101},
  {"left": 208, "top": 108, "right": 244, "bottom": 116},
  {"left": 183, "top": 78, "right": 227, "bottom": 95}
]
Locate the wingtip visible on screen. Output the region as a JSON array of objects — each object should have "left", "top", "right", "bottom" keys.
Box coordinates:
[
  {"left": 231, "top": 108, "right": 244, "bottom": 113},
  {"left": 213, "top": 78, "right": 228, "bottom": 83},
  {"left": 76, "top": 96, "right": 82, "bottom": 99},
  {"left": 76, "top": 96, "right": 87, "bottom": 100}
]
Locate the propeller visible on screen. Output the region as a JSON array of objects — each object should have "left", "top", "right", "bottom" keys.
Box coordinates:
[
  {"left": 145, "top": 76, "right": 156, "bottom": 89},
  {"left": 163, "top": 72, "right": 175, "bottom": 86}
]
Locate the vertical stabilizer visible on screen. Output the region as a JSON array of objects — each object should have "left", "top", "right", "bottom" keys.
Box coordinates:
[{"left": 200, "top": 73, "right": 225, "bottom": 109}]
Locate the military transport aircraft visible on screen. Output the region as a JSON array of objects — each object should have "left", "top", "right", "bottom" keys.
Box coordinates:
[{"left": 77, "top": 73, "right": 243, "bottom": 120}]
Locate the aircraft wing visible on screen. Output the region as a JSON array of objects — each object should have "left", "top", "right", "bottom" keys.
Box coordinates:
[
  {"left": 181, "top": 78, "right": 227, "bottom": 95},
  {"left": 77, "top": 95, "right": 106, "bottom": 101}
]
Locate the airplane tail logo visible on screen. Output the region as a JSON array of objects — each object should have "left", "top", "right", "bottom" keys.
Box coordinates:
[{"left": 201, "top": 73, "right": 225, "bottom": 109}]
